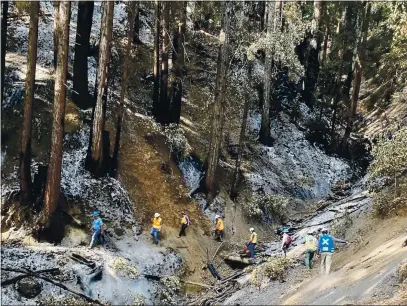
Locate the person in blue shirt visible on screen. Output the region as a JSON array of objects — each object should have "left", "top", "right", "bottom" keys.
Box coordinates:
[
  {"left": 90, "top": 211, "right": 105, "bottom": 248},
  {"left": 318, "top": 228, "right": 348, "bottom": 274}
]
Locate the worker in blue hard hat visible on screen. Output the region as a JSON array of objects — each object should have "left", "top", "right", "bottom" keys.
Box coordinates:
[{"left": 89, "top": 211, "right": 105, "bottom": 248}]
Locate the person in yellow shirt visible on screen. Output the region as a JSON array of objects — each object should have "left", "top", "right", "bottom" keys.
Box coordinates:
[
  {"left": 214, "top": 215, "right": 224, "bottom": 242},
  {"left": 246, "top": 228, "right": 258, "bottom": 260},
  {"left": 151, "top": 213, "right": 162, "bottom": 245},
  {"left": 304, "top": 230, "right": 318, "bottom": 269},
  {"left": 178, "top": 211, "right": 190, "bottom": 238}
]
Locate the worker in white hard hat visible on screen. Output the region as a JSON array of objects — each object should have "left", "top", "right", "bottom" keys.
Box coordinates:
[
  {"left": 318, "top": 228, "right": 348, "bottom": 274},
  {"left": 151, "top": 213, "right": 162, "bottom": 245},
  {"left": 304, "top": 230, "right": 318, "bottom": 269},
  {"left": 214, "top": 215, "right": 224, "bottom": 242},
  {"left": 246, "top": 228, "right": 258, "bottom": 261}
]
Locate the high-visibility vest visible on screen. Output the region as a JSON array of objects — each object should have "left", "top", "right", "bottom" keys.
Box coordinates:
[
  {"left": 250, "top": 232, "right": 258, "bottom": 244},
  {"left": 305, "top": 235, "right": 317, "bottom": 251},
  {"left": 181, "top": 216, "right": 187, "bottom": 225},
  {"left": 153, "top": 217, "right": 162, "bottom": 230},
  {"left": 216, "top": 218, "right": 224, "bottom": 231}
]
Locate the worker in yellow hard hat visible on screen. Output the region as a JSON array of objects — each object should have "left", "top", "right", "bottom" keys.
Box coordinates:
[
  {"left": 151, "top": 213, "right": 162, "bottom": 245},
  {"left": 214, "top": 215, "right": 224, "bottom": 242}
]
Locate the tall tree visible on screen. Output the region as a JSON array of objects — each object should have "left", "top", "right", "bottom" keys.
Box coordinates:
[
  {"left": 112, "top": 2, "right": 136, "bottom": 176},
  {"left": 53, "top": 1, "right": 59, "bottom": 70},
  {"left": 133, "top": 2, "right": 141, "bottom": 44},
  {"left": 87, "top": 2, "right": 114, "bottom": 175},
  {"left": 1, "top": 1, "right": 8, "bottom": 103},
  {"left": 152, "top": 1, "right": 160, "bottom": 119},
  {"left": 259, "top": 1, "right": 276, "bottom": 146},
  {"left": 19, "top": 1, "right": 39, "bottom": 205},
  {"left": 72, "top": 1, "right": 94, "bottom": 109},
  {"left": 230, "top": 62, "right": 252, "bottom": 200},
  {"left": 159, "top": 1, "right": 170, "bottom": 124},
  {"left": 205, "top": 0, "right": 231, "bottom": 201},
  {"left": 43, "top": 1, "right": 70, "bottom": 224},
  {"left": 170, "top": 1, "right": 186, "bottom": 124}
]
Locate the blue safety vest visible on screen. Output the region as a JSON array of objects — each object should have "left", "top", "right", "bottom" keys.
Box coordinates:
[{"left": 319, "top": 234, "right": 334, "bottom": 253}]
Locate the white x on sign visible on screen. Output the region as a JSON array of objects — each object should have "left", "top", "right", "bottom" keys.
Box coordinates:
[{"left": 322, "top": 238, "right": 330, "bottom": 245}]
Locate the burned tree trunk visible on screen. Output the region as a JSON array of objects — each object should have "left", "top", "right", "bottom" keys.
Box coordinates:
[
  {"left": 53, "top": 1, "right": 59, "bottom": 70},
  {"left": 159, "top": 1, "right": 170, "bottom": 124},
  {"left": 152, "top": 0, "right": 160, "bottom": 120},
  {"left": 259, "top": 1, "right": 276, "bottom": 146},
  {"left": 204, "top": 1, "right": 231, "bottom": 201},
  {"left": 72, "top": 1, "right": 94, "bottom": 109},
  {"left": 1, "top": 1, "right": 8, "bottom": 103},
  {"left": 43, "top": 1, "right": 71, "bottom": 225},
  {"left": 112, "top": 2, "right": 136, "bottom": 176},
  {"left": 170, "top": 1, "right": 186, "bottom": 124},
  {"left": 230, "top": 63, "right": 252, "bottom": 200},
  {"left": 86, "top": 2, "right": 114, "bottom": 176},
  {"left": 133, "top": 2, "right": 141, "bottom": 44},
  {"left": 19, "top": 2, "right": 39, "bottom": 205}
]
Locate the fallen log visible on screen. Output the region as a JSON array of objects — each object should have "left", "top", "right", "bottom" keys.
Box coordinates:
[
  {"left": 2, "top": 267, "right": 103, "bottom": 305},
  {"left": 1, "top": 268, "right": 60, "bottom": 286},
  {"left": 181, "top": 280, "right": 214, "bottom": 289},
  {"left": 223, "top": 256, "right": 252, "bottom": 265},
  {"left": 216, "top": 271, "right": 244, "bottom": 285}
]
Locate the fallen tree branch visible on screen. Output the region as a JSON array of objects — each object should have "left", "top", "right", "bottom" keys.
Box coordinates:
[
  {"left": 181, "top": 280, "right": 214, "bottom": 289},
  {"left": 1, "top": 268, "right": 60, "bottom": 286},
  {"left": 211, "top": 242, "right": 225, "bottom": 262},
  {"left": 2, "top": 267, "right": 103, "bottom": 305}
]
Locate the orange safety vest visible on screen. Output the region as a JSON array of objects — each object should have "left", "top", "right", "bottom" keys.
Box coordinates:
[
  {"left": 216, "top": 218, "right": 224, "bottom": 231},
  {"left": 153, "top": 217, "right": 162, "bottom": 230}
]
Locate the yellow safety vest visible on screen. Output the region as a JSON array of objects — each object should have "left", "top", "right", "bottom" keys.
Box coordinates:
[
  {"left": 250, "top": 232, "right": 258, "bottom": 244},
  {"left": 153, "top": 217, "right": 162, "bottom": 230},
  {"left": 305, "top": 235, "right": 317, "bottom": 251},
  {"left": 216, "top": 218, "right": 224, "bottom": 231},
  {"left": 181, "top": 216, "right": 187, "bottom": 225}
]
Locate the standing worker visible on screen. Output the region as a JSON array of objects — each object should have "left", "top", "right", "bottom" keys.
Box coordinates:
[
  {"left": 318, "top": 228, "right": 348, "bottom": 275},
  {"left": 281, "top": 228, "right": 292, "bottom": 257},
  {"left": 246, "top": 228, "right": 258, "bottom": 261},
  {"left": 151, "top": 213, "right": 163, "bottom": 245},
  {"left": 304, "top": 230, "right": 318, "bottom": 269},
  {"left": 90, "top": 211, "right": 105, "bottom": 249},
  {"left": 214, "top": 215, "right": 224, "bottom": 242},
  {"left": 178, "top": 211, "right": 191, "bottom": 238}
]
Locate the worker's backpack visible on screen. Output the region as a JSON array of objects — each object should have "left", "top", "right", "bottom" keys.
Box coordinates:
[
  {"left": 185, "top": 215, "right": 191, "bottom": 226},
  {"left": 286, "top": 234, "right": 292, "bottom": 246}
]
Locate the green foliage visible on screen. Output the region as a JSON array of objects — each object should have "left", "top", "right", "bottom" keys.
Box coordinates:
[
  {"left": 109, "top": 257, "right": 140, "bottom": 279},
  {"left": 246, "top": 195, "right": 289, "bottom": 223},
  {"left": 251, "top": 257, "right": 292, "bottom": 288},
  {"left": 15, "top": 1, "right": 31, "bottom": 15},
  {"left": 159, "top": 276, "right": 180, "bottom": 305},
  {"left": 369, "top": 127, "right": 407, "bottom": 181}
]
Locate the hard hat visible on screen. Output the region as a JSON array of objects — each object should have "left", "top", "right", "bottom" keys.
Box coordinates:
[
  {"left": 215, "top": 215, "right": 220, "bottom": 219},
  {"left": 154, "top": 213, "right": 160, "bottom": 218},
  {"left": 250, "top": 227, "right": 254, "bottom": 232},
  {"left": 321, "top": 228, "right": 328, "bottom": 233},
  {"left": 92, "top": 211, "right": 99, "bottom": 217},
  {"left": 307, "top": 230, "right": 313, "bottom": 234},
  {"left": 282, "top": 228, "right": 289, "bottom": 233}
]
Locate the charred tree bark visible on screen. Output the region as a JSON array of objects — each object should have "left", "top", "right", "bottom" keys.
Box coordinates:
[
  {"left": 87, "top": 2, "right": 114, "bottom": 176},
  {"left": 259, "top": 1, "right": 265, "bottom": 31},
  {"left": 204, "top": 1, "right": 231, "bottom": 201},
  {"left": 152, "top": 1, "right": 161, "bottom": 120},
  {"left": 72, "top": 1, "right": 94, "bottom": 109},
  {"left": 111, "top": 2, "right": 136, "bottom": 177},
  {"left": 43, "top": 1, "right": 71, "bottom": 225},
  {"left": 170, "top": 1, "right": 186, "bottom": 124},
  {"left": 1, "top": 1, "right": 8, "bottom": 103},
  {"left": 230, "top": 63, "right": 252, "bottom": 201},
  {"left": 159, "top": 1, "right": 170, "bottom": 124},
  {"left": 19, "top": 2, "right": 39, "bottom": 205},
  {"left": 53, "top": 2, "right": 59, "bottom": 70},
  {"left": 342, "top": 57, "right": 362, "bottom": 146},
  {"left": 259, "top": 1, "right": 276, "bottom": 146},
  {"left": 133, "top": 2, "right": 141, "bottom": 44}
]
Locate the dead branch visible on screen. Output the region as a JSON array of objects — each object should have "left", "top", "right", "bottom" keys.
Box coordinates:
[
  {"left": 1, "top": 268, "right": 60, "bottom": 286},
  {"left": 1, "top": 267, "right": 103, "bottom": 305},
  {"left": 211, "top": 241, "right": 225, "bottom": 262}
]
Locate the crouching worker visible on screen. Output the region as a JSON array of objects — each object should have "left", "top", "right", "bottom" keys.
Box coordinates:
[
  {"left": 90, "top": 211, "right": 105, "bottom": 249},
  {"left": 151, "top": 213, "right": 162, "bottom": 245},
  {"left": 214, "top": 215, "right": 224, "bottom": 242},
  {"left": 246, "top": 228, "right": 258, "bottom": 261}
]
